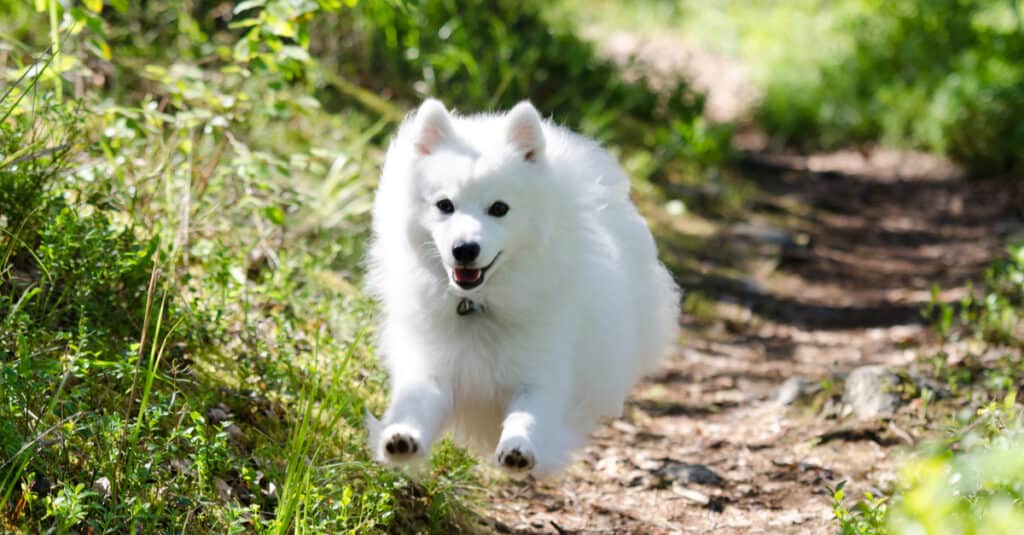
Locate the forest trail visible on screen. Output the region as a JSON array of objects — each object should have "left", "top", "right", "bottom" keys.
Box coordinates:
[{"left": 479, "top": 32, "right": 1022, "bottom": 534}]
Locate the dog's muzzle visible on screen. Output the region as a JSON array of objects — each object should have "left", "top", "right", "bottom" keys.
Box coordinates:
[{"left": 451, "top": 252, "right": 500, "bottom": 290}]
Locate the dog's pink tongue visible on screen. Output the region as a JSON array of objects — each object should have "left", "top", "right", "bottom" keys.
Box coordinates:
[{"left": 453, "top": 268, "right": 481, "bottom": 283}]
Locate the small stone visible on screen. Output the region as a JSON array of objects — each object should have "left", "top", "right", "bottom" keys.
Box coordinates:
[
  {"left": 843, "top": 365, "right": 901, "bottom": 419},
  {"left": 730, "top": 222, "right": 795, "bottom": 247},
  {"left": 776, "top": 377, "right": 807, "bottom": 406},
  {"left": 214, "top": 477, "right": 233, "bottom": 501},
  {"left": 655, "top": 461, "right": 725, "bottom": 487},
  {"left": 170, "top": 458, "right": 193, "bottom": 475},
  {"left": 206, "top": 404, "right": 231, "bottom": 425},
  {"left": 93, "top": 477, "right": 111, "bottom": 500},
  {"left": 672, "top": 482, "right": 711, "bottom": 505},
  {"left": 225, "top": 423, "right": 245, "bottom": 442},
  {"left": 611, "top": 419, "right": 638, "bottom": 434},
  {"left": 665, "top": 199, "right": 687, "bottom": 216}
]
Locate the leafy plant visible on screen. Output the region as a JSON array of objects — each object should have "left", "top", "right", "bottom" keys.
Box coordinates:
[
  {"left": 887, "top": 397, "right": 1024, "bottom": 534},
  {"left": 829, "top": 481, "right": 888, "bottom": 535},
  {"left": 756, "top": 0, "right": 1024, "bottom": 173}
]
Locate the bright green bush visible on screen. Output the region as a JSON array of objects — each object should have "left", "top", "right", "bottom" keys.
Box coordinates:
[
  {"left": 757, "top": 0, "right": 1024, "bottom": 173},
  {"left": 830, "top": 241, "right": 1024, "bottom": 534},
  {"left": 887, "top": 399, "right": 1024, "bottom": 535},
  {"left": 342, "top": 0, "right": 703, "bottom": 143}
]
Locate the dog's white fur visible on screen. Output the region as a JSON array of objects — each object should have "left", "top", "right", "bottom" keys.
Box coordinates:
[{"left": 366, "top": 99, "right": 679, "bottom": 476}]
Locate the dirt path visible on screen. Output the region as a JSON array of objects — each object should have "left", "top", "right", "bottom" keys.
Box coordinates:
[
  {"left": 470, "top": 30, "right": 1022, "bottom": 532},
  {"left": 478, "top": 144, "right": 1019, "bottom": 534}
]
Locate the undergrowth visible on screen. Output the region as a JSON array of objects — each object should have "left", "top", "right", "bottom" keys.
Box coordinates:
[
  {"left": 565, "top": 0, "right": 1024, "bottom": 173},
  {"left": 829, "top": 241, "right": 1024, "bottom": 534},
  {"left": 757, "top": 0, "right": 1024, "bottom": 174}
]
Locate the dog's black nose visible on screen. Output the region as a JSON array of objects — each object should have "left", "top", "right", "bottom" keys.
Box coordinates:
[{"left": 452, "top": 242, "right": 480, "bottom": 264}]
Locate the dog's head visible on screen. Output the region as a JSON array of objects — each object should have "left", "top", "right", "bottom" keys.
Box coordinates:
[{"left": 401, "top": 99, "right": 551, "bottom": 294}]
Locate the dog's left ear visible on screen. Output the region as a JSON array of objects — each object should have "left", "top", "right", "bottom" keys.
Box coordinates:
[
  {"left": 506, "top": 101, "right": 545, "bottom": 162},
  {"left": 413, "top": 99, "right": 454, "bottom": 156}
]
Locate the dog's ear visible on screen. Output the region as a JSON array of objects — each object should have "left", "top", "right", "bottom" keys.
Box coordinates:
[
  {"left": 506, "top": 101, "right": 545, "bottom": 162},
  {"left": 413, "top": 99, "right": 454, "bottom": 156}
]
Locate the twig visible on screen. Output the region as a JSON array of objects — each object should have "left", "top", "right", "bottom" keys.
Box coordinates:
[
  {"left": 0, "top": 143, "right": 72, "bottom": 169},
  {"left": 320, "top": 71, "right": 404, "bottom": 122},
  {"left": 193, "top": 134, "right": 228, "bottom": 206},
  {"left": 0, "top": 412, "right": 83, "bottom": 471},
  {"left": 114, "top": 256, "right": 160, "bottom": 499}
]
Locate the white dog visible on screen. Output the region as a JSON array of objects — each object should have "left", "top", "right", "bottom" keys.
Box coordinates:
[{"left": 365, "top": 99, "right": 679, "bottom": 476}]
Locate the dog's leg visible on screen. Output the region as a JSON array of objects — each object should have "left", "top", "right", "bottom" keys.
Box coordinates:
[
  {"left": 495, "top": 384, "right": 577, "bottom": 477},
  {"left": 373, "top": 379, "right": 450, "bottom": 465}
]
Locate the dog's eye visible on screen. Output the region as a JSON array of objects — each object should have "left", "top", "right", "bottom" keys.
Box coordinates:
[
  {"left": 488, "top": 201, "right": 510, "bottom": 217},
  {"left": 435, "top": 199, "right": 455, "bottom": 214}
]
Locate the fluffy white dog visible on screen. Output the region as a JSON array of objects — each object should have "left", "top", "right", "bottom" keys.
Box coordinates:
[{"left": 365, "top": 99, "right": 679, "bottom": 476}]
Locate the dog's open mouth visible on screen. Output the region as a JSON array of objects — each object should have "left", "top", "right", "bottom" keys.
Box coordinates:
[
  {"left": 451, "top": 253, "right": 500, "bottom": 290},
  {"left": 453, "top": 268, "right": 482, "bottom": 285}
]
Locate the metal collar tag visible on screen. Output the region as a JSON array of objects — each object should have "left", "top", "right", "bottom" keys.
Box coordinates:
[{"left": 457, "top": 298, "right": 481, "bottom": 316}]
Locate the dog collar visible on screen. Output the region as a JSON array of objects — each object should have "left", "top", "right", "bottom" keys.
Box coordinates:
[{"left": 457, "top": 298, "right": 483, "bottom": 316}]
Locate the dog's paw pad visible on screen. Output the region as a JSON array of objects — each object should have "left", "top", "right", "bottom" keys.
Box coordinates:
[
  {"left": 384, "top": 432, "right": 419, "bottom": 456},
  {"left": 378, "top": 424, "right": 422, "bottom": 462},
  {"left": 497, "top": 446, "right": 535, "bottom": 472}
]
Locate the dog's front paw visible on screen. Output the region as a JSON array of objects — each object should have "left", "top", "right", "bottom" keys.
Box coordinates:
[
  {"left": 378, "top": 424, "right": 422, "bottom": 463},
  {"left": 495, "top": 437, "right": 536, "bottom": 476}
]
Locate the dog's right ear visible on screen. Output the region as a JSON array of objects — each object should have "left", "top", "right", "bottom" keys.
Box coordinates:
[
  {"left": 506, "top": 101, "right": 545, "bottom": 162},
  {"left": 413, "top": 99, "right": 454, "bottom": 156}
]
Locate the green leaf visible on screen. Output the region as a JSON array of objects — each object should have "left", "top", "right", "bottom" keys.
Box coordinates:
[
  {"left": 83, "top": 0, "right": 103, "bottom": 13},
  {"left": 265, "top": 206, "right": 285, "bottom": 226},
  {"left": 278, "top": 45, "right": 311, "bottom": 63},
  {"left": 233, "top": 0, "right": 266, "bottom": 15},
  {"left": 90, "top": 38, "right": 111, "bottom": 60},
  {"left": 293, "top": 95, "right": 321, "bottom": 110},
  {"left": 233, "top": 34, "right": 254, "bottom": 62},
  {"left": 83, "top": 10, "right": 106, "bottom": 37},
  {"left": 264, "top": 15, "right": 297, "bottom": 38},
  {"left": 227, "top": 18, "right": 262, "bottom": 30}
]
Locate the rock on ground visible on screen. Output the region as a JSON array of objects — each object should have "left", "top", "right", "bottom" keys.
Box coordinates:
[{"left": 842, "top": 366, "right": 901, "bottom": 420}]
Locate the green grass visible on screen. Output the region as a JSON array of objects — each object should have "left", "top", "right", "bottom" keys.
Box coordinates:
[
  {"left": 0, "top": 79, "right": 436, "bottom": 531},
  {"left": 0, "top": 89, "right": 483, "bottom": 530},
  {"left": 0, "top": 4, "right": 462, "bottom": 532}
]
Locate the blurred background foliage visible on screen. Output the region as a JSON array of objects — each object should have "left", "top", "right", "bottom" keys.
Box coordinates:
[
  {"left": 756, "top": 0, "right": 1024, "bottom": 174},
  {"left": 568, "top": 0, "right": 1024, "bottom": 174},
  {"left": 1, "top": 0, "right": 1022, "bottom": 532}
]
